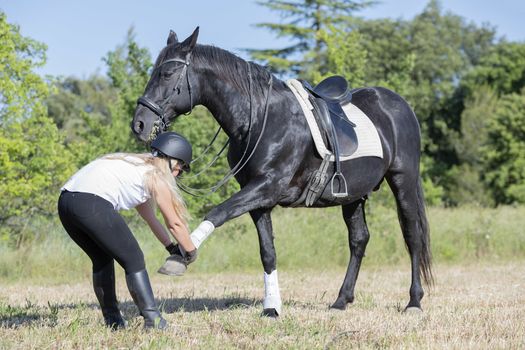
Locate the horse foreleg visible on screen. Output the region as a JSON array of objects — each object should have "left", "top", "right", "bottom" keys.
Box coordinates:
[
  {"left": 331, "top": 199, "right": 370, "bottom": 310},
  {"left": 194, "top": 180, "right": 283, "bottom": 317},
  {"left": 190, "top": 179, "right": 279, "bottom": 248},
  {"left": 250, "top": 209, "right": 281, "bottom": 317}
]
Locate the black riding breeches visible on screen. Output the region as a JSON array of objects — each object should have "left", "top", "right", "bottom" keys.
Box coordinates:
[{"left": 57, "top": 191, "right": 145, "bottom": 275}]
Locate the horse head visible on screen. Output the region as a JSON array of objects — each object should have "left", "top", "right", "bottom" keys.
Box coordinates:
[{"left": 132, "top": 27, "right": 200, "bottom": 142}]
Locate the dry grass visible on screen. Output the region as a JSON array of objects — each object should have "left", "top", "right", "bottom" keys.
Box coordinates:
[{"left": 0, "top": 262, "right": 523, "bottom": 349}]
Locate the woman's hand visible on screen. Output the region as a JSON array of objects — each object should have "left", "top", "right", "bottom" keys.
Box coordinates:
[
  {"left": 158, "top": 243, "right": 198, "bottom": 276},
  {"left": 165, "top": 242, "right": 198, "bottom": 265},
  {"left": 165, "top": 242, "right": 181, "bottom": 255}
]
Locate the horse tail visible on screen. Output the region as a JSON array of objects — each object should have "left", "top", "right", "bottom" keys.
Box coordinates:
[{"left": 416, "top": 176, "right": 433, "bottom": 286}]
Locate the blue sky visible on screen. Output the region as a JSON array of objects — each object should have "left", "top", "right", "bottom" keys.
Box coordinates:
[{"left": 2, "top": 0, "right": 524, "bottom": 78}]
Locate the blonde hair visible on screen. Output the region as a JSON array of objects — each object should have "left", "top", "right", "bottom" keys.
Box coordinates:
[{"left": 101, "top": 153, "right": 190, "bottom": 225}]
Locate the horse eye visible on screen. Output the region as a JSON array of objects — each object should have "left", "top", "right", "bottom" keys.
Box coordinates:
[{"left": 162, "top": 71, "right": 174, "bottom": 79}]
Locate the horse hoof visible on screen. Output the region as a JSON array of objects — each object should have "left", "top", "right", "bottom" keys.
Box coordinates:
[
  {"left": 404, "top": 306, "right": 423, "bottom": 313},
  {"left": 262, "top": 308, "right": 279, "bottom": 318},
  {"left": 157, "top": 255, "right": 187, "bottom": 276},
  {"left": 330, "top": 301, "right": 347, "bottom": 311}
]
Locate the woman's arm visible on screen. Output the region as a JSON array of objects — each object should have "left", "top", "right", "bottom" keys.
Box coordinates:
[
  {"left": 152, "top": 181, "right": 196, "bottom": 253},
  {"left": 136, "top": 199, "right": 172, "bottom": 247}
]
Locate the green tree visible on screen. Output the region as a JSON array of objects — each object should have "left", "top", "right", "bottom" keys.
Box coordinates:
[
  {"left": 482, "top": 90, "right": 525, "bottom": 204},
  {"left": 0, "top": 12, "right": 74, "bottom": 245},
  {"left": 445, "top": 41, "right": 525, "bottom": 205},
  {"left": 356, "top": 1, "right": 496, "bottom": 205},
  {"left": 408, "top": 1, "right": 495, "bottom": 169},
  {"left": 305, "top": 24, "right": 366, "bottom": 86},
  {"left": 66, "top": 28, "right": 151, "bottom": 167},
  {"left": 358, "top": 1, "right": 495, "bottom": 153},
  {"left": 250, "top": 0, "right": 376, "bottom": 75},
  {"left": 461, "top": 42, "right": 525, "bottom": 98},
  {"left": 47, "top": 75, "right": 117, "bottom": 144},
  {"left": 0, "top": 13, "right": 48, "bottom": 124},
  {"left": 355, "top": 18, "right": 415, "bottom": 97},
  {"left": 444, "top": 86, "right": 498, "bottom": 206}
]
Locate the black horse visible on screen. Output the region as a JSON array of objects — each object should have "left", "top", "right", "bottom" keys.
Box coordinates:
[{"left": 132, "top": 28, "right": 432, "bottom": 317}]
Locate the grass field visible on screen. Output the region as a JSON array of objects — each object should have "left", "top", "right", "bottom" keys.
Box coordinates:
[
  {"left": 0, "top": 263, "right": 523, "bottom": 349},
  {"left": 0, "top": 205, "right": 524, "bottom": 348}
]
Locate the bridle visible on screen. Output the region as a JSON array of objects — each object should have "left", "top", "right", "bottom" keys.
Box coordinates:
[{"left": 136, "top": 51, "right": 193, "bottom": 132}]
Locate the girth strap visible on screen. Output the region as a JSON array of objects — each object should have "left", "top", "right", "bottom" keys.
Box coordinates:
[{"left": 305, "top": 154, "right": 331, "bottom": 206}]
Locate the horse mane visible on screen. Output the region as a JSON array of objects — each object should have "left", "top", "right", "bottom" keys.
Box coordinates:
[{"left": 193, "top": 44, "right": 274, "bottom": 98}]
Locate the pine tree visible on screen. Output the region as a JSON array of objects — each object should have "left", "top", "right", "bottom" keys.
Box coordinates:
[{"left": 249, "top": 0, "right": 376, "bottom": 75}]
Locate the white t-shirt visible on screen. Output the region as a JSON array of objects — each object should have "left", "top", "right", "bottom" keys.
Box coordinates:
[{"left": 62, "top": 155, "right": 155, "bottom": 211}]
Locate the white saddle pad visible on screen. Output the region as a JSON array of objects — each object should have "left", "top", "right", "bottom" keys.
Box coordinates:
[{"left": 286, "top": 79, "right": 383, "bottom": 162}]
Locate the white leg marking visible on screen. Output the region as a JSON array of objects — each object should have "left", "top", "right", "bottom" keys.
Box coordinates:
[
  {"left": 263, "top": 270, "right": 282, "bottom": 315},
  {"left": 190, "top": 220, "right": 215, "bottom": 249}
]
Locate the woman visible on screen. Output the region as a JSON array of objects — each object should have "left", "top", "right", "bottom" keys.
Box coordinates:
[{"left": 57, "top": 132, "right": 196, "bottom": 330}]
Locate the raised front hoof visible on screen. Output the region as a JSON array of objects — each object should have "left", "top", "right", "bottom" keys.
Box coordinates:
[
  {"left": 157, "top": 256, "right": 187, "bottom": 276},
  {"left": 262, "top": 308, "right": 279, "bottom": 318},
  {"left": 403, "top": 306, "right": 423, "bottom": 314}
]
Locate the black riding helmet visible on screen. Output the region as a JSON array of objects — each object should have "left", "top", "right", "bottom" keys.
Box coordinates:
[{"left": 151, "top": 132, "right": 192, "bottom": 172}]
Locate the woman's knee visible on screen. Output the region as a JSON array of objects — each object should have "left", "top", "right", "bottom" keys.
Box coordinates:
[
  {"left": 92, "top": 257, "right": 114, "bottom": 274},
  {"left": 117, "top": 250, "right": 146, "bottom": 274}
]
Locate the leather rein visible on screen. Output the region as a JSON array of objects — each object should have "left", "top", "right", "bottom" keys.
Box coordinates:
[{"left": 137, "top": 52, "right": 273, "bottom": 197}]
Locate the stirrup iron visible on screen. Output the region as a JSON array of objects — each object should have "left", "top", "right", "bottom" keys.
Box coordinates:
[{"left": 330, "top": 171, "right": 348, "bottom": 198}]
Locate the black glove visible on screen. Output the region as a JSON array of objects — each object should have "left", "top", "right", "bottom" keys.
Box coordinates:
[
  {"left": 165, "top": 243, "right": 198, "bottom": 265},
  {"left": 165, "top": 243, "right": 182, "bottom": 256}
]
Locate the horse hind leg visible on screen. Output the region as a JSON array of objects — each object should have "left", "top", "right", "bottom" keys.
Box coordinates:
[
  {"left": 386, "top": 172, "right": 433, "bottom": 311},
  {"left": 331, "top": 198, "right": 370, "bottom": 310}
]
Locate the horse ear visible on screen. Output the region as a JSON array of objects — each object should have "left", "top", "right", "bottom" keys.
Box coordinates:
[
  {"left": 180, "top": 26, "right": 199, "bottom": 52},
  {"left": 167, "top": 30, "right": 178, "bottom": 45}
]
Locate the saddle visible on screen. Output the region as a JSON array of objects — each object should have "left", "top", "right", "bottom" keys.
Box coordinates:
[{"left": 301, "top": 75, "right": 358, "bottom": 200}]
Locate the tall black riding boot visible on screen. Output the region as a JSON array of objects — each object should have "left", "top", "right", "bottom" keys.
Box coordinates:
[
  {"left": 125, "top": 269, "right": 167, "bottom": 329},
  {"left": 93, "top": 263, "right": 126, "bottom": 330}
]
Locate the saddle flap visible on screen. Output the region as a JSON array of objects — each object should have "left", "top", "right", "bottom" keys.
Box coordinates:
[
  {"left": 312, "top": 96, "right": 333, "bottom": 149},
  {"left": 313, "top": 97, "right": 358, "bottom": 157},
  {"left": 331, "top": 110, "right": 358, "bottom": 157}
]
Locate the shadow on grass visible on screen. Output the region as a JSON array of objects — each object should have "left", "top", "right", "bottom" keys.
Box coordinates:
[
  {"left": 0, "top": 312, "right": 45, "bottom": 328},
  {"left": 53, "top": 296, "right": 259, "bottom": 316},
  {"left": 0, "top": 296, "right": 258, "bottom": 328},
  {"left": 157, "top": 296, "right": 258, "bottom": 314},
  {"left": 0, "top": 303, "right": 58, "bottom": 328}
]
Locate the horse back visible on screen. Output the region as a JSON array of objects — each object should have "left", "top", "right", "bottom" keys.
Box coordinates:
[{"left": 350, "top": 86, "right": 421, "bottom": 163}]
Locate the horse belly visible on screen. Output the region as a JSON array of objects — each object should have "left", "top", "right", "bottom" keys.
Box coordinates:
[{"left": 314, "top": 157, "right": 386, "bottom": 206}]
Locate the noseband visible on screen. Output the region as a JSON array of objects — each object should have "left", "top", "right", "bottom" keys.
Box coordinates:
[{"left": 137, "top": 51, "right": 193, "bottom": 131}]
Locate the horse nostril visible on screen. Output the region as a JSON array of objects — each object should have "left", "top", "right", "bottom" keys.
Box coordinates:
[{"left": 134, "top": 120, "right": 144, "bottom": 133}]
